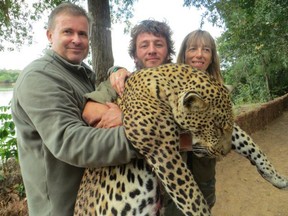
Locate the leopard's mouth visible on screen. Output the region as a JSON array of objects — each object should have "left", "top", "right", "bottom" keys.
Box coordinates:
[
  {"left": 192, "top": 142, "right": 226, "bottom": 159},
  {"left": 192, "top": 143, "right": 215, "bottom": 158}
]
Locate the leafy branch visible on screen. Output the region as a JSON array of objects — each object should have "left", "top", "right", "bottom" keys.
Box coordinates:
[{"left": 0, "top": 105, "right": 17, "bottom": 164}]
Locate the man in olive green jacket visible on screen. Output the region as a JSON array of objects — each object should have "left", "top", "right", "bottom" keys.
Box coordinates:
[{"left": 11, "top": 3, "right": 137, "bottom": 216}]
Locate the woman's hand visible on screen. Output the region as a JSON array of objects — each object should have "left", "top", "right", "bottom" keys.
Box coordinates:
[{"left": 110, "top": 68, "right": 132, "bottom": 97}]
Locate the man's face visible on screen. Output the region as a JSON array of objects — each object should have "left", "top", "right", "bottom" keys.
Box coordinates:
[
  {"left": 46, "top": 14, "right": 89, "bottom": 64},
  {"left": 134, "top": 32, "right": 169, "bottom": 69}
]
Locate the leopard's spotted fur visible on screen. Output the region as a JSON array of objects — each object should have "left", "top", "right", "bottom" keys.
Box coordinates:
[{"left": 74, "top": 63, "right": 288, "bottom": 216}]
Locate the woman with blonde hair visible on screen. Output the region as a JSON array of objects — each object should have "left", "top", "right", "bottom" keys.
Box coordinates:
[
  {"left": 177, "top": 30, "right": 223, "bottom": 83},
  {"left": 176, "top": 29, "right": 223, "bottom": 210}
]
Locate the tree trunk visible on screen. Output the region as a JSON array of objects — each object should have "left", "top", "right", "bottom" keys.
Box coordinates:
[
  {"left": 88, "top": 0, "right": 114, "bottom": 86},
  {"left": 261, "top": 55, "right": 272, "bottom": 100}
]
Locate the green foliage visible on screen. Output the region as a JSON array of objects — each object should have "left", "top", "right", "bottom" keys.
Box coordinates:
[
  {"left": 0, "top": 105, "right": 17, "bottom": 164},
  {"left": 223, "top": 54, "right": 276, "bottom": 105},
  {"left": 0, "top": 69, "right": 20, "bottom": 83},
  {"left": 0, "top": 0, "right": 81, "bottom": 51},
  {"left": 0, "top": 1, "right": 33, "bottom": 51},
  {"left": 217, "top": 0, "right": 288, "bottom": 64},
  {"left": 109, "top": 0, "right": 135, "bottom": 33},
  {"left": 0, "top": 0, "right": 136, "bottom": 51},
  {"left": 16, "top": 183, "right": 26, "bottom": 198},
  {"left": 185, "top": 0, "right": 288, "bottom": 104}
]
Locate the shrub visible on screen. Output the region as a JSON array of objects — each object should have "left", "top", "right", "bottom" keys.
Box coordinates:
[{"left": 0, "top": 105, "right": 17, "bottom": 164}]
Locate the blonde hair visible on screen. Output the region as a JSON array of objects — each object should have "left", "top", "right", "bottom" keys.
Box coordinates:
[{"left": 177, "top": 30, "right": 223, "bottom": 83}]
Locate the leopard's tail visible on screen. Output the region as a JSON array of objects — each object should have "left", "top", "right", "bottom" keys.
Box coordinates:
[{"left": 232, "top": 124, "right": 288, "bottom": 189}]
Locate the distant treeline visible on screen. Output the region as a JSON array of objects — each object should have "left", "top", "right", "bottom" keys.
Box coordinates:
[{"left": 0, "top": 69, "right": 20, "bottom": 84}]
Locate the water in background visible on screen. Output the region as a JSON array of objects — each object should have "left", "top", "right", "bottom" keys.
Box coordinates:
[{"left": 0, "top": 90, "right": 13, "bottom": 106}]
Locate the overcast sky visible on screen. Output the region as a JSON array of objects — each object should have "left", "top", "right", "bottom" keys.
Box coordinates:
[{"left": 0, "top": 0, "right": 223, "bottom": 70}]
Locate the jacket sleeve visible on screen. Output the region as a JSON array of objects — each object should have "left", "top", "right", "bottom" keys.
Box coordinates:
[
  {"left": 12, "top": 68, "right": 138, "bottom": 168},
  {"left": 84, "top": 65, "right": 124, "bottom": 103},
  {"left": 84, "top": 80, "right": 117, "bottom": 103}
]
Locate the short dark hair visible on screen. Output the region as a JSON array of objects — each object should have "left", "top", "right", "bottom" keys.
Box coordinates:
[
  {"left": 47, "top": 2, "right": 90, "bottom": 31},
  {"left": 128, "top": 19, "right": 175, "bottom": 62}
]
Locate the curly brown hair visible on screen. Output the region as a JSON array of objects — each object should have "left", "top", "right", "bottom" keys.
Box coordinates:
[{"left": 128, "top": 19, "right": 175, "bottom": 67}]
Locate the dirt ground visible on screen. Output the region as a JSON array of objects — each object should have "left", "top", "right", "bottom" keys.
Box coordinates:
[{"left": 212, "top": 110, "right": 288, "bottom": 216}]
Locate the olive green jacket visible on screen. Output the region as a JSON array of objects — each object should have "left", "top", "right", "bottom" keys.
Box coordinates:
[
  {"left": 84, "top": 66, "right": 120, "bottom": 103},
  {"left": 84, "top": 79, "right": 117, "bottom": 103},
  {"left": 11, "top": 50, "right": 137, "bottom": 216}
]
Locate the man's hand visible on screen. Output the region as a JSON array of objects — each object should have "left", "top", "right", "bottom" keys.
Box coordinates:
[
  {"left": 82, "top": 101, "right": 109, "bottom": 127},
  {"left": 110, "top": 68, "right": 132, "bottom": 97},
  {"left": 95, "top": 102, "right": 123, "bottom": 128}
]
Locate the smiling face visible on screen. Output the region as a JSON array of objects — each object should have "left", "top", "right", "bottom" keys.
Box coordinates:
[
  {"left": 134, "top": 32, "right": 169, "bottom": 69},
  {"left": 46, "top": 14, "right": 89, "bottom": 64},
  {"left": 184, "top": 42, "right": 212, "bottom": 71},
  {"left": 176, "top": 30, "right": 222, "bottom": 82}
]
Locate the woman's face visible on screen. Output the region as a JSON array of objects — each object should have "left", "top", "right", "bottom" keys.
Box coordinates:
[{"left": 184, "top": 43, "right": 212, "bottom": 71}]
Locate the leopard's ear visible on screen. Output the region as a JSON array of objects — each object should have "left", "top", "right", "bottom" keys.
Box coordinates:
[
  {"left": 181, "top": 91, "right": 209, "bottom": 112},
  {"left": 224, "top": 85, "right": 234, "bottom": 93}
]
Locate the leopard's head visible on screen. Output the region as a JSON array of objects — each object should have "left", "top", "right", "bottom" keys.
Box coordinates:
[{"left": 173, "top": 70, "right": 234, "bottom": 159}]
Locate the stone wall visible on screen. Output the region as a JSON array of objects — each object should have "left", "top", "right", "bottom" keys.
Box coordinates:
[{"left": 235, "top": 93, "right": 288, "bottom": 134}]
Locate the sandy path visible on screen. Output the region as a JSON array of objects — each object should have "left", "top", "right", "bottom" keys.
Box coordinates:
[{"left": 212, "top": 110, "right": 288, "bottom": 216}]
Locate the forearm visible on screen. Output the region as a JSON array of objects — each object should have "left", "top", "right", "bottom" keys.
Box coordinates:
[{"left": 14, "top": 72, "right": 136, "bottom": 168}]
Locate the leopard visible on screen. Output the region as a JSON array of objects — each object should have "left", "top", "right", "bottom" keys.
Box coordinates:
[{"left": 74, "top": 63, "right": 288, "bottom": 216}]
